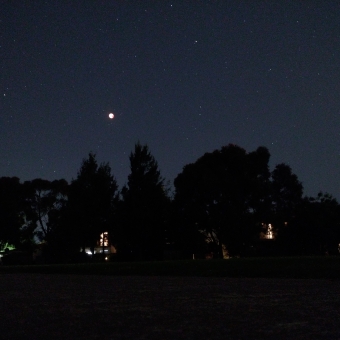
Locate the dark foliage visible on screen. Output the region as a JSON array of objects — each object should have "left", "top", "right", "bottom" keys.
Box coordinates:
[
  {"left": 278, "top": 193, "right": 340, "bottom": 255},
  {"left": 1, "top": 143, "right": 339, "bottom": 262},
  {"left": 117, "top": 143, "right": 170, "bottom": 260},
  {"left": 174, "top": 144, "right": 271, "bottom": 257},
  {"left": 66, "top": 153, "right": 118, "bottom": 256},
  {"left": 0, "top": 177, "right": 38, "bottom": 251},
  {"left": 0, "top": 177, "right": 26, "bottom": 249},
  {"left": 23, "top": 178, "right": 69, "bottom": 241}
]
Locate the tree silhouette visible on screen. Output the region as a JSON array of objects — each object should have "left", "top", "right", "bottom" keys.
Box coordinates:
[
  {"left": 67, "top": 153, "right": 118, "bottom": 255},
  {"left": 271, "top": 163, "right": 303, "bottom": 218},
  {"left": 0, "top": 177, "right": 40, "bottom": 252},
  {"left": 174, "top": 144, "right": 271, "bottom": 257},
  {"left": 118, "top": 142, "right": 170, "bottom": 260},
  {"left": 269, "top": 163, "right": 303, "bottom": 252},
  {"left": 23, "top": 178, "right": 68, "bottom": 242},
  {"left": 0, "top": 177, "right": 25, "bottom": 250},
  {"left": 2, "top": 142, "right": 339, "bottom": 261},
  {"left": 279, "top": 192, "right": 340, "bottom": 255}
]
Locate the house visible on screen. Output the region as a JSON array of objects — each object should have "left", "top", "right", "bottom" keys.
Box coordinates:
[
  {"left": 83, "top": 232, "right": 116, "bottom": 260},
  {"left": 260, "top": 223, "right": 275, "bottom": 240}
]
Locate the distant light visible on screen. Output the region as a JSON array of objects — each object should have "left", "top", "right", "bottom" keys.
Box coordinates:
[{"left": 108, "top": 113, "right": 114, "bottom": 119}]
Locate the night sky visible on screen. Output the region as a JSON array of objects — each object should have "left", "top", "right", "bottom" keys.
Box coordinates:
[{"left": 2, "top": 1, "right": 340, "bottom": 198}]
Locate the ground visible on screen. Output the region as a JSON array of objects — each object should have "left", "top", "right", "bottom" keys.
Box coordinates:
[{"left": 1, "top": 274, "right": 339, "bottom": 339}]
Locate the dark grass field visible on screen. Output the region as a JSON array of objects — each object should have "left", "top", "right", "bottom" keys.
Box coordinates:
[
  {"left": 1, "top": 257, "right": 340, "bottom": 339},
  {"left": 1, "top": 256, "right": 340, "bottom": 279}
]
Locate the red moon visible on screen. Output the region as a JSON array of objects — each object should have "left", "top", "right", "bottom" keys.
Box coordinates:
[{"left": 108, "top": 113, "right": 114, "bottom": 119}]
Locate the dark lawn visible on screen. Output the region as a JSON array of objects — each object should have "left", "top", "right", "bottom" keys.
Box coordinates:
[
  {"left": 1, "top": 257, "right": 340, "bottom": 279},
  {"left": 0, "top": 274, "right": 340, "bottom": 339}
]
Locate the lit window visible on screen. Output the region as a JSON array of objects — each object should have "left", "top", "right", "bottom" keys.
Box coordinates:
[
  {"left": 266, "top": 224, "right": 274, "bottom": 239},
  {"left": 100, "top": 232, "right": 109, "bottom": 247}
]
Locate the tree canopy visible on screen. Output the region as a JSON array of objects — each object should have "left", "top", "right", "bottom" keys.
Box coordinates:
[
  {"left": 117, "top": 142, "right": 170, "bottom": 260},
  {"left": 67, "top": 153, "right": 118, "bottom": 255},
  {"left": 174, "top": 144, "right": 272, "bottom": 257},
  {"left": 0, "top": 142, "right": 339, "bottom": 263},
  {"left": 0, "top": 177, "right": 26, "bottom": 250}
]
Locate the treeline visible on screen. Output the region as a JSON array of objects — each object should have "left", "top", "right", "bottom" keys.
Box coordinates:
[{"left": 1, "top": 143, "right": 340, "bottom": 262}]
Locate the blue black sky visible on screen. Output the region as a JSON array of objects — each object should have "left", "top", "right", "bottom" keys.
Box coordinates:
[{"left": 1, "top": 1, "right": 340, "bottom": 198}]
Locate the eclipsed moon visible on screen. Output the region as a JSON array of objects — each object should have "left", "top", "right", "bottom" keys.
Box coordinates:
[{"left": 108, "top": 113, "right": 114, "bottom": 119}]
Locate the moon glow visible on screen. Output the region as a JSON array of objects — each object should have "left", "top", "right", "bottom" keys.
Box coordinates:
[{"left": 108, "top": 113, "right": 114, "bottom": 119}]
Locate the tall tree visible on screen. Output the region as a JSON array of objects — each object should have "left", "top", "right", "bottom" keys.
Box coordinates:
[
  {"left": 0, "top": 177, "right": 38, "bottom": 251},
  {"left": 174, "top": 144, "right": 271, "bottom": 257},
  {"left": 23, "top": 178, "right": 68, "bottom": 242},
  {"left": 271, "top": 163, "right": 303, "bottom": 218},
  {"left": 118, "top": 142, "right": 170, "bottom": 260},
  {"left": 269, "top": 163, "right": 303, "bottom": 247},
  {"left": 279, "top": 192, "right": 340, "bottom": 255},
  {"left": 0, "top": 177, "right": 25, "bottom": 250},
  {"left": 68, "top": 153, "right": 118, "bottom": 255}
]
